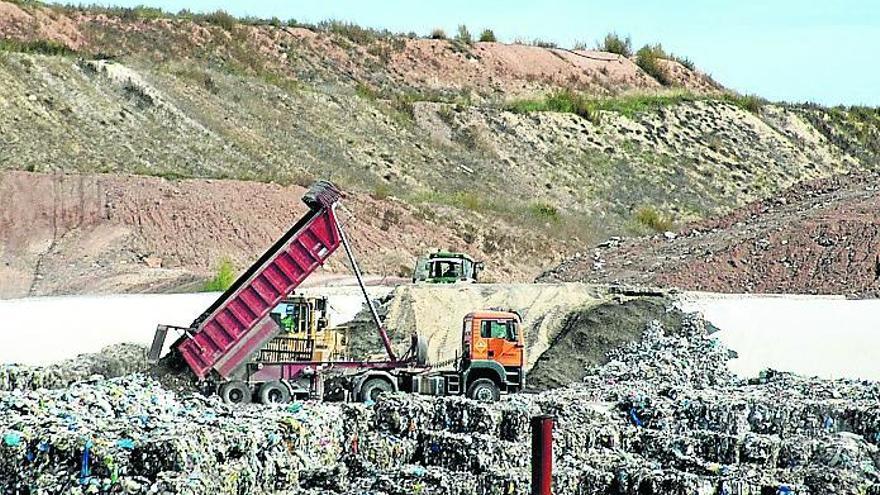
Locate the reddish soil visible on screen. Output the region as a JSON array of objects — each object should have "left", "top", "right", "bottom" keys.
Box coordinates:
[
  {"left": 0, "top": 171, "right": 564, "bottom": 298},
  {"left": 0, "top": 1, "right": 720, "bottom": 98},
  {"left": 542, "top": 173, "right": 880, "bottom": 297}
]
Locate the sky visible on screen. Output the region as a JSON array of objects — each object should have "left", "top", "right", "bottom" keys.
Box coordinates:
[{"left": 91, "top": 0, "right": 880, "bottom": 106}]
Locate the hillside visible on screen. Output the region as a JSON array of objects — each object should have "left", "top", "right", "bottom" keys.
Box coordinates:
[
  {"left": 1, "top": 1, "right": 879, "bottom": 296},
  {"left": 542, "top": 173, "right": 880, "bottom": 297}
]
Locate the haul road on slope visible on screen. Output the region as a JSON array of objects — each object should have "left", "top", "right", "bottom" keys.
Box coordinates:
[{"left": 149, "top": 181, "right": 525, "bottom": 404}]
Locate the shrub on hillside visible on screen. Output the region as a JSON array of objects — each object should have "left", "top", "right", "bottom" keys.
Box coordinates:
[
  {"left": 722, "top": 93, "right": 766, "bottom": 114},
  {"left": 479, "top": 29, "right": 496, "bottom": 42},
  {"left": 508, "top": 90, "right": 599, "bottom": 124},
  {"left": 532, "top": 39, "right": 557, "bottom": 48},
  {"left": 634, "top": 206, "right": 673, "bottom": 232},
  {"left": 203, "top": 10, "right": 236, "bottom": 31},
  {"left": 430, "top": 28, "right": 447, "bottom": 40},
  {"left": 597, "top": 32, "right": 632, "bottom": 57},
  {"left": 0, "top": 39, "right": 75, "bottom": 56},
  {"left": 636, "top": 43, "right": 672, "bottom": 86},
  {"left": 528, "top": 202, "right": 560, "bottom": 223},
  {"left": 202, "top": 258, "right": 236, "bottom": 291},
  {"left": 455, "top": 25, "right": 473, "bottom": 45}
]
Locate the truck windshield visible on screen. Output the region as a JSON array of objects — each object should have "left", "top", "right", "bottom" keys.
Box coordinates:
[{"left": 431, "top": 260, "right": 461, "bottom": 278}]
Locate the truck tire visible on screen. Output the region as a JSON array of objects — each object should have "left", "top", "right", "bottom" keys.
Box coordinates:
[
  {"left": 219, "top": 380, "right": 252, "bottom": 405},
  {"left": 359, "top": 377, "right": 393, "bottom": 403},
  {"left": 259, "top": 381, "right": 292, "bottom": 404},
  {"left": 466, "top": 378, "right": 500, "bottom": 402}
]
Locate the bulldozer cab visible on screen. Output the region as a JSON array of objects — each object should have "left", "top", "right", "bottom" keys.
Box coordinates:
[
  {"left": 461, "top": 311, "right": 524, "bottom": 368},
  {"left": 263, "top": 295, "right": 343, "bottom": 362},
  {"left": 413, "top": 252, "right": 483, "bottom": 283}
]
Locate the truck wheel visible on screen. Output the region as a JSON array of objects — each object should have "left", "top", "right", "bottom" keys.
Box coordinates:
[
  {"left": 219, "top": 380, "right": 252, "bottom": 405},
  {"left": 359, "top": 378, "right": 392, "bottom": 403},
  {"left": 467, "top": 378, "right": 500, "bottom": 402},
  {"left": 259, "top": 381, "right": 291, "bottom": 404}
]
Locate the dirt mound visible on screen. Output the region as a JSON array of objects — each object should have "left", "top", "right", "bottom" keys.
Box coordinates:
[
  {"left": 344, "top": 283, "right": 615, "bottom": 368},
  {"left": 542, "top": 173, "right": 880, "bottom": 296},
  {"left": 0, "top": 171, "right": 566, "bottom": 298},
  {"left": 526, "top": 297, "right": 685, "bottom": 391}
]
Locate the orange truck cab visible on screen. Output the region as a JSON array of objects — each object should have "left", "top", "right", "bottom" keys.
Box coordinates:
[{"left": 457, "top": 310, "right": 525, "bottom": 401}]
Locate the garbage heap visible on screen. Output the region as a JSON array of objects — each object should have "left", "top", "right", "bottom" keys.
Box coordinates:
[
  {"left": 3, "top": 315, "right": 880, "bottom": 494},
  {"left": 0, "top": 343, "right": 147, "bottom": 393}
]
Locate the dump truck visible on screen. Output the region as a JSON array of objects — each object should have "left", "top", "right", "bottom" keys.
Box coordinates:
[
  {"left": 150, "top": 181, "right": 524, "bottom": 404},
  {"left": 412, "top": 251, "right": 484, "bottom": 283}
]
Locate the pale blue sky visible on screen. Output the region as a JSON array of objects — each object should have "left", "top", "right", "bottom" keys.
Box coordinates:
[{"left": 92, "top": 0, "right": 879, "bottom": 106}]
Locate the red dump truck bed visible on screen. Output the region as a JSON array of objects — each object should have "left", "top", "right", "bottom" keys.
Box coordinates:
[{"left": 176, "top": 181, "right": 343, "bottom": 379}]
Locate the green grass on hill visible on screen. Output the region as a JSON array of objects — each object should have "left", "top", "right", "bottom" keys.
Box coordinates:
[{"left": 507, "top": 90, "right": 766, "bottom": 122}]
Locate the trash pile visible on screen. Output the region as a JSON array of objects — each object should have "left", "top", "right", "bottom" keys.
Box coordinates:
[
  {"left": 0, "top": 343, "right": 147, "bottom": 392},
  {"left": 3, "top": 315, "right": 880, "bottom": 494}
]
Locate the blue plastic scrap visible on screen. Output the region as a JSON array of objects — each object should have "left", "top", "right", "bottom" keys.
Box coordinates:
[
  {"left": 80, "top": 440, "right": 93, "bottom": 484},
  {"left": 2, "top": 431, "right": 22, "bottom": 447},
  {"left": 116, "top": 438, "right": 135, "bottom": 450},
  {"left": 629, "top": 408, "right": 643, "bottom": 427}
]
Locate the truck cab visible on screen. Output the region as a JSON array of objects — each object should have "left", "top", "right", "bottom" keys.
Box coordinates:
[
  {"left": 458, "top": 310, "right": 525, "bottom": 401},
  {"left": 412, "top": 252, "right": 484, "bottom": 284}
]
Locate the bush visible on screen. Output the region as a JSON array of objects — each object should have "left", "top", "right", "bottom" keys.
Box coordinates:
[
  {"left": 674, "top": 55, "right": 695, "bottom": 70},
  {"left": 721, "top": 93, "right": 765, "bottom": 113},
  {"left": 0, "top": 39, "right": 75, "bottom": 56},
  {"left": 528, "top": 202, "right": 560, "bottom": 223},
  {"left": 455, "top": 24, "right": 472, "bottom": 45},
  {"left": 636, "top": 43, "right": 672, "bottom": 86},
  {"left": 319, "top": 20, "right": 389, "bottom": 44},
  {"left": 430, "top": 28, "right": 447, "bottom": 40},
  {"left": 597, "top": 32, "right": 632, "bottom": 57},
  {"left": 203, "top": 10, "right": 237, "bottom": 31},
  {"left": 532, "top": 39, "right": 557, "bottom": 48},
  {"left": 507, "top": 90, "right": 599, "bottom": 124},
  {"left": 371, "top": 183, "right": 391, "bottom": 200},
  {"left": 355, "top": 83, "right": 377, "bottom": 100},
  {"left": 479, "top": 29, "right": 496, "bottom": 42},
  {"left": 202, "top": 258, "right": 236, "bottom": 291},
  {"left": 634, "top": 206, "right": 673, "bottom": 232}
]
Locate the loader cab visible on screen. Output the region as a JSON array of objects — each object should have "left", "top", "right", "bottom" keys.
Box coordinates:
[
  {"left": 264, "top": 295, "right": 344, "bottom": 362},
  {"left": 458, "top": 310, "right": 525, "bottom": 400},
  {"left": 413, "top": 251, "right": 484, "bottom": 284}
]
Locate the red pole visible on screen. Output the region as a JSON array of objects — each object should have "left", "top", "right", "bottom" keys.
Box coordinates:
[{"left": 531, "top": 414, "right": 554, "bottom": 495}]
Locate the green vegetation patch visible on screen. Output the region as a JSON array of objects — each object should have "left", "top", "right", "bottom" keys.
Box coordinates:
[
  {"left": 597, "top": 32, "right": 632, "bottom": 57},
  {"left": 634, "top": 206, "right": 673, "bottom": 232},
  {"left": 507, "top": 90, "right": 769, "bottom": 120},
  {"left": 202, "top": 258, "right": 236, "bottom": 291},
  {"left": 0, "top": 39, "right": 76, "bottom": 56}
]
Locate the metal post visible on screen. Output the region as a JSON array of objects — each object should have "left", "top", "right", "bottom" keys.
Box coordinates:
[
  {"left": 331, "top": 205, "right": 397, "bottom": 362},
  {"left": 531, "top": 415, "right": 554, "bottom": 495}
]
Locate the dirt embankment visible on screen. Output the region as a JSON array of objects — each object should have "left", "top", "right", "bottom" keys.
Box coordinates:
[
  {"left": 542, "top": 173, "right": 880, "bottom": 296},
  {"left": 0, "top": 171, "right": 567, "bottom": 298},
  {"left": 0, "top": 1, "right": 719, "bottom": 98}
]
